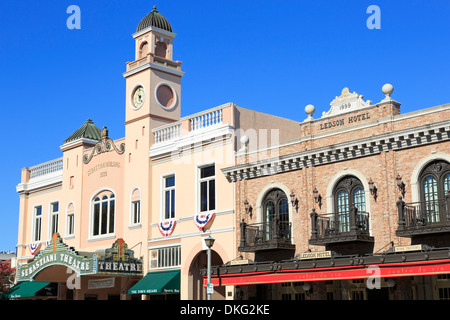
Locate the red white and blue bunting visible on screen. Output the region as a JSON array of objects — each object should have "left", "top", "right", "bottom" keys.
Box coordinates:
[
  {"left": 29, "top": 242, "right": 41, "bottom": 255},
  {"left": 158, "top": 220, "right": 176, "bottom": 237},
  {"left": 193, "top": 212, "right": 215, "bottom": 231}
]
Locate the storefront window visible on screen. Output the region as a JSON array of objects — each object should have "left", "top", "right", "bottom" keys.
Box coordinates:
[{"left": 150, "top": 245, "right": 181, "bottom": 269}]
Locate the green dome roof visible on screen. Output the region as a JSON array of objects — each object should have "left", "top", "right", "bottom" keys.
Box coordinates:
[
  {"left": 64, "top": 118, "right": 102, "bottom": 144},
  {"left": 136, "top": 6, "right": 172, "bottom": 33}
]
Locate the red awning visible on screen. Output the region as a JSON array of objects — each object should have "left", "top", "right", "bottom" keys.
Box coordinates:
[{"left": 204, "top": 259, "right": 450, "bottom": 286}]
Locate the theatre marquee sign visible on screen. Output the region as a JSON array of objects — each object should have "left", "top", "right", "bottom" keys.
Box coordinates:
[
  {"left": 96, "top": 238, "right": 142, "bottom": 275},
  {"left": 17, "top": 234, "right": 142, "bottom": 282}
]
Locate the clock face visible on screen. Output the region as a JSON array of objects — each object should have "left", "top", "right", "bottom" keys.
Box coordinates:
[{"left": 132, "top": 86, "right": 145, "bottom": 109}]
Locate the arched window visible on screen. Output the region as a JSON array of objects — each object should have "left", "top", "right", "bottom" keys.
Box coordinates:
[
  {"left": 66, "top": 202, "right": 75, "bottom": 237},
  {"left": 92, "top": 191, "right": 115, "bottom": 237},
  {"left": 139, "top": 41, "right": 149, "bottom": 58},
  {"left": 130, "top": 188, "right": 141, "bottom": 226},
  {"left": 262, "top": 189, "right": 290, "bottom": 241},
  {"left": 419, "top": 160, "right": 450, "bottom": 223},
  {"left": 155, "top": 41, "right": 167, "bottom": 58},
  {"left": 334, "top": 176, "right": 366, "bottom": 233}
]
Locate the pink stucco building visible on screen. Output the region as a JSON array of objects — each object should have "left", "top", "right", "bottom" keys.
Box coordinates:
[{"left": 12, "top": 7, "right": 298, "bottom": 300}]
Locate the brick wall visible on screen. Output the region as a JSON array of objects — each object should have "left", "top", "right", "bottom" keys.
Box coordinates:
[{"left": 233, "top": 102, "right": 450, "bottom": 259}]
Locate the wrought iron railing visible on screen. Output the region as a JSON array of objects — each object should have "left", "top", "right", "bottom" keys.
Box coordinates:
[
  {"left": 310, "top": 207, "right": 371, "bottom": 241},
  {"left": 239, "top": 219, "right": 292, "bottom": 250},
  {"left": 397, "top": 197, "right": 450, "bottom": 230}
]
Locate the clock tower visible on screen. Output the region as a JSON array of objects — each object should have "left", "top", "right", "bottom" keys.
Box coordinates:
[
  {"left": 121, "top": 7, "right": 184, "bottom": 258},
  {"left": 123, "top": 6, "right": 184, "bottom": 135}
]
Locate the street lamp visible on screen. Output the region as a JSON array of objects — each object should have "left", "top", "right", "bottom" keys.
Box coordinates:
[{"left": 205, "top": 235, "right": 215, "bottom": 300}]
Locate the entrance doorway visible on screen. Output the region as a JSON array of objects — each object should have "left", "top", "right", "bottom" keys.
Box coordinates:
[{"left": 188, "top": 249, "right": 225, "bottom": 300}]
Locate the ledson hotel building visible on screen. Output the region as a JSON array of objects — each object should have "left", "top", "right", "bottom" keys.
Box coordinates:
[{"left": 5, "top": 8, "right": 450, "bottom": 301}]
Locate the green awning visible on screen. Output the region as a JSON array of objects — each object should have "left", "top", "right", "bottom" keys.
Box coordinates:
[
  {"left": 2, "top": 282, "right": 51, "bottom": 299},
  {"left": 128, "top": 270, "right": 180, "bottom": 294}
]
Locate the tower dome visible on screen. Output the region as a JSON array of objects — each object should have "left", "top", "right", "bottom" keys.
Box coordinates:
[{"left": 136, "top": 6, "right": 173, "bottom": 33}]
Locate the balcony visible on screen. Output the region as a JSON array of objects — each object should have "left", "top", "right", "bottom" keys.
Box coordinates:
[
  {"left": 309, "top": 207, "right": 374, "bottom": 245},
  {"left": 16, "top": 158, "right": 64, "bottom": 194},
  {"left": 396, "top": 196, "right": 450, "bottom": 237},
  {"left": 126, "top": 53, "right": 182, "bottom": 72},
  {"left": 149, "top": 104, "right": 234, "bottom": 159},
  {"left": 153, "top": 106, "right": 224, "bottom": 145},
  {"left": 238, "top": 219, "right": 295, "bottom": 252}
]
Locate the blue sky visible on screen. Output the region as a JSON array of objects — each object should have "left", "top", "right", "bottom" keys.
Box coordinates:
[{"left": 0, "top": 0, "right": 449, "bottom": 251}]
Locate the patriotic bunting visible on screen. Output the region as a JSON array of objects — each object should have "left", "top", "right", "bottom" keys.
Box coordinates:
[
  {"left": 29, "top": 242, "right": 41, "bottom": 255},
  {"left": 193, "top": 212, "right": 215, "bottom": 231},
  {"left": 158, "top": 220, "right": 176, "bottom": 237}
]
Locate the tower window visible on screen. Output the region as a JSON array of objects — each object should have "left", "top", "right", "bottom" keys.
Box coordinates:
[
  {"left": 139, "top": 41, "right": 149, "bottom": 58},
  {"left": 155, "top": 41, "right": 167, "bottom": 58}
]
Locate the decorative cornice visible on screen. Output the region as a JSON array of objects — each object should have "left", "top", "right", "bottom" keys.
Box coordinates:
[
  {"left": 147, "top": 226, "right": 234, "bottom": 243},
  {"left": 60, "top": 137, "right": 99, "bottom": 152},
  {"left": 124, "top": 113, "right": 178, "bottom": 126},
  {"left": 222, "top": 119, "right": 450, "bottom": 181},
  {"left": 16, "top": 175, "right": 62, "bottom": 195},
  {"left": 83, "top": 127, "right": 125, "bottom": 164},
  {"left": 122, "top": 61, "right": 185, "bottom": 78},
  {"left": 132, "top": 25, "right": 176, "bottom": 40}
]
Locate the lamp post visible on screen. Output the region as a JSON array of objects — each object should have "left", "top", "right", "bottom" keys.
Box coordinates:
[{"left": 205, "top": 235, "right": 215, "bottom": 300}]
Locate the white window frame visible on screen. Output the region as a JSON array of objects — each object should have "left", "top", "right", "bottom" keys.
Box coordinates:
[
  {"left": 197, "top": 163, "right": 216, "bottom": 214},
  {"left": 49, "top": 201, "right": 59, "bottom": 238},
  {"left": 131, "top": 200, "right": 141, "bottom": 225},
  {"left": 89, "top": 188, "right": 116, "bottom": 240},
  {"left": 65, "top": 202, "right": 75, "bottom": 238},
  {"left": 162, "top": 174, "right": 176, "bottom": 220},
  {"left": 32, "top": 205, "right": 43, "bottom": 242},
  {"left": 149, "top": 244, "right": 181, "bottom": 270},
  {"left": 129, "top": 187, "right": 141, "bottom": 228}
]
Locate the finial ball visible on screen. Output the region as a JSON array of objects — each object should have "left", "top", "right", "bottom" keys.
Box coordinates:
[
  {"left": 305, "top": 104, "right": 315, "bottom": 116},
  {"left": 382, "top": 83, "right": 394, "bottom": 97}
]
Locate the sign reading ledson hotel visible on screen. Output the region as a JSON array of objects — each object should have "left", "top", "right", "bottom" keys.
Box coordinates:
[{"left": 17, "top": 234, "right": 142, "bottom": 281}]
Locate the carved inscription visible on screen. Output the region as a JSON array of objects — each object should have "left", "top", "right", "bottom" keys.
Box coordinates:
[
  {"left": 88, "top": 161, "right": 120, "bottom": 176},
  {"left": 320, "top": 112, "right": 370, "bottom": 130}
]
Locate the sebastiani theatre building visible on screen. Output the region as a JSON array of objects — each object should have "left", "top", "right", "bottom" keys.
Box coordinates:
[
  {"left": 8, "top": 7, "right": 450, "bottom": 301},
  {"left": 212, "top": 86, "right": 450, "bottom": 300},
  {"left": 8, "top": 7, "right": 300, "bottom": 300}
]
